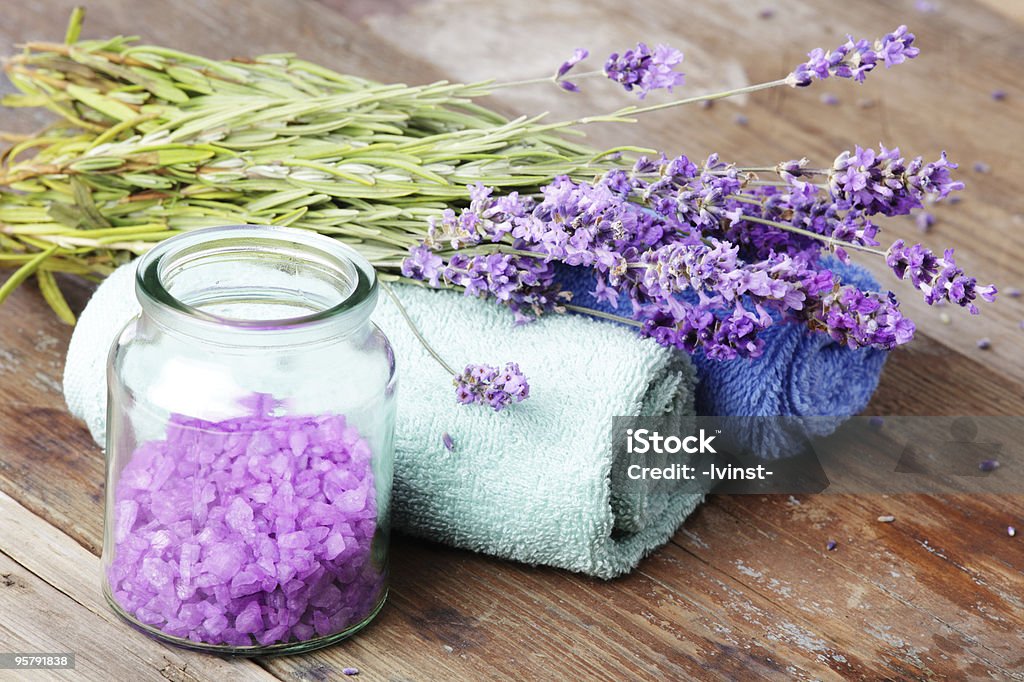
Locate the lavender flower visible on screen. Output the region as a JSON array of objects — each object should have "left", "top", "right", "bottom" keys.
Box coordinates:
[
  {"left": 807, "top": 285, "right": 915, "bottom": 350},
  {"left": 789, "top": 26, "right": 919, "bottom": 87},
  {"left": 454, "top": 362, "right": 530, "bottom": 411},
  {"left": 442, "top": 432, "right": 455, "bottom": 452},
  {"left": 555, "top": 48, "right": 589, "bottom": 92},
  {"left": 828, "top": 145, "right": 964, "bottom": 217},
  {"left": 440, "top": 252, "right": 569, "bottom": 323},
  {"left": 401, "top": 244, "right": 443, "bottom": 286},
  {"left": 886, "top": 240, "right": 997, "bottom": 313},
  {"left": 604, "top": 43, "right": 685, "bottom": 99}
]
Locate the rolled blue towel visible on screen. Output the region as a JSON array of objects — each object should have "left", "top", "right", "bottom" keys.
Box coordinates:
[{"left": 556, "top": 259, "right": 888, "bottom": 459}]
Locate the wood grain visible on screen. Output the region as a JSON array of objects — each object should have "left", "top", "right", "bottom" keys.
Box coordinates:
[{"left": 1, "top": 0, "right": 1023, "bottom": 680}]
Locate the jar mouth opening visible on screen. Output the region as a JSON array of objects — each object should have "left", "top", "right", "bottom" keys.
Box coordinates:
[{"left": 136, "top": 225, "right": 377, "bottom": 331}]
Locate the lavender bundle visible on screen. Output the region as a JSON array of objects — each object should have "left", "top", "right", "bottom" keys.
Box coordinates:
[{"left": 0, "top": 14, "right": 995, "bottom": 409}]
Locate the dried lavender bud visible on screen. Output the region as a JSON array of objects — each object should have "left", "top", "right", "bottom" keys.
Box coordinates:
[
  {"left": 916, "top": 212, "right": 934, "bottom": 232},
  {"left": 555, "top": 48, "right": 589, "bottom": 92},
  {"left": 979, "top": 459, "right": 1000, "bottom": 472},
  {"left": 442, "top": 432, "right": 455, "bottom": 452},
  {"left": 977, "top": 337, "right": 991, "bottom": 350},
  {"left": 820, "top": 93, "right": 840, "bottom": 106},
  {"left": 734, "top": 114, "right": 749, "bottom": 126},
  {"left": 868, "top": 416, "right": 885, "bottom": 430},
  {"left": 1006, "top": 287, "right": 1021, "bottom": 298},
  {"left": 991, "top": 89, "right": 1007, "bottom": 101},
  {"left": 973, "top": 161, "right": 991, "bottom": 174},
  {"left": 826, "top": 539, "right": 838, "bottom": 551},
  {"left": 343, "top": 668, "right": 360, "bottom": 676}
]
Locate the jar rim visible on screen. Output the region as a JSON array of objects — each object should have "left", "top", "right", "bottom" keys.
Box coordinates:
[{"left": 136, "top": 225, "right": 377, "bottom": 334}]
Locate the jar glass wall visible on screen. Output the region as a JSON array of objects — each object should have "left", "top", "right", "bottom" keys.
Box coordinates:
[{"left": 102, "top": 225, "right": 396, "bottom": 655}]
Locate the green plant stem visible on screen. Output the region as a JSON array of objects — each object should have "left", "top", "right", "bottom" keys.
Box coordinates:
[
  {"left": 564, "top": 303, "right": 643, "bottom": 327},
  {"left": 736, "top": 213, "right": 888, "bottom": 256},
  {"left": 379, "top": 280, "right": 458, "bottom": 375}
]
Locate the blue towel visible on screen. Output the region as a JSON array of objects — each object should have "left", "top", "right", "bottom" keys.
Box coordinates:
[{"left": 556, "top": 259, "right": 888, "bottom": 459}]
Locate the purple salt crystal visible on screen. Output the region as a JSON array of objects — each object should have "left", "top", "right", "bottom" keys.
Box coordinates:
[
  {"left": 235, "top": 600, "right": 264, "bottom": 634},
  {"left": 109, "top": 406, "right": 383, "bottom": 647},
  {"left": 115, "top": 500, "right": 139, "bottom": 543}
]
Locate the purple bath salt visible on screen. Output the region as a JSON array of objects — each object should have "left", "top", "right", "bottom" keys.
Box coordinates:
[{"left": 108, "top": 410, "right": 384, "bottom": 647}]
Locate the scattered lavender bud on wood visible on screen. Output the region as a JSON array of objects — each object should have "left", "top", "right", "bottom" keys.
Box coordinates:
[
  {"left": 973, "top": 161, "right": 991, "bottom": 174},
  {"left": 826, "top": 539, "right": 838, "bottom": 551},
  {"left": 820, "top": 93, "right": 839, "bottom": 106},
  {"left": 979, "top": 459, "right": 1000, "bottom": 472},
  {"left": 878, "top": 515, "right": 896, "bottom": 523},
  {"left": 868, "top": 416, "right": 885, "bottom": 430},
  {"left": 976, "top": 337, "right": 991, "bottom": 349},
  {"left": 1006, "top": 287, "right": 1021, "bottom": 298},
  {"left": 915, "top": 0, "right": 938, "bottom": 11},
  {"left": 991, "top": 89, "right": 1007, "bottom": 101},
  {"left": 343, "top": 668, "right": 360, "bottom": 676},
  {"left": 734, "top": 114, "right": 749, "bottom": 126},
  {"left": 758, "top": 7, "right": 775, "bottom": 19},
  {"left": 915, "top": 212, "right": 934, "bottom": 232}
]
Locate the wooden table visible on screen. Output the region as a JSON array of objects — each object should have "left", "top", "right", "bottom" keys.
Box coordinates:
[{"left": 2, "top": 1, "right": 1022, "bottom": 679}]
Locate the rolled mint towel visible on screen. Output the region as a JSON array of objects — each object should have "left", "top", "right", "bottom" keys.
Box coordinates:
[
  {"left": 556, "top": 259, "right": 888, "bottom": 459},
  {"left": 64, "top": 261, "right": 700, "bottom": 579}
]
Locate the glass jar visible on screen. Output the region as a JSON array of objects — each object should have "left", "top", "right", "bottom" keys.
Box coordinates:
[{"left": 102, "top": 225, "right": 396, "bottom": 655}]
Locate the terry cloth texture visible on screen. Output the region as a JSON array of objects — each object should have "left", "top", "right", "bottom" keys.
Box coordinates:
[{"left": 64, "top": 260, "right": 702, "bottom": 578}]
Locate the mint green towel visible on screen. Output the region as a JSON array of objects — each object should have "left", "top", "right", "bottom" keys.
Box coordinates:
[{"left": 64, "top": 264, "right": 700, "bottom": 578}]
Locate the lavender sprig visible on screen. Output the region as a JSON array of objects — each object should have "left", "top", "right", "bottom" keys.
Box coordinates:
[
  {"left": 789, "top": 26, "right": 920, "bottom": 87},
  {"left": 381, "top": 281, "right": 531, "bottom": 412},
  {"left": 604, "top": 43, "right": 686, "bottom": 99}
]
